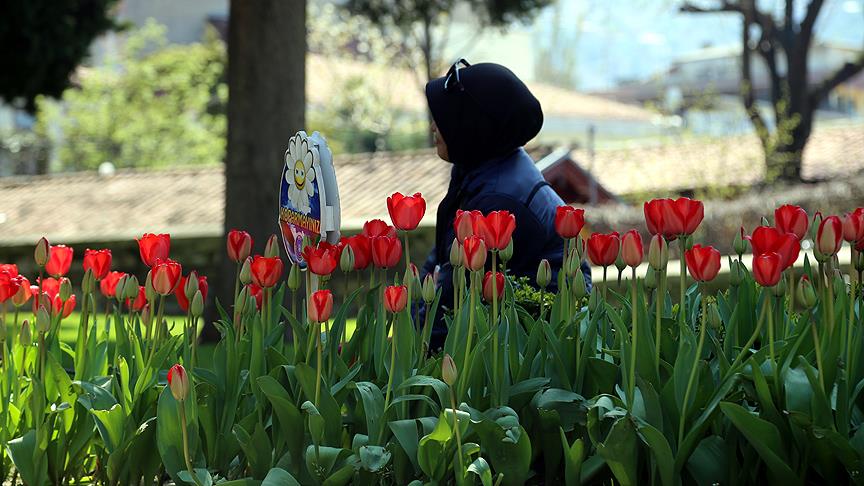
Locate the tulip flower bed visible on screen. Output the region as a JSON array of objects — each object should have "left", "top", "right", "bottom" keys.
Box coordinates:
[{"left": 1, "top": 194, "right": 864, "bottom": 485}]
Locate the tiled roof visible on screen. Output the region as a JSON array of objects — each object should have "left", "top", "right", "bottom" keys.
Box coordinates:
[
  {"left": 0, "top": 166, "right": 225, "bottom": 246},
  {"left": 1, "top": 124, "right": 860, "bottom": 245},
  {"left": 575, "top": 123, "right": 864, "bottom": 196}
]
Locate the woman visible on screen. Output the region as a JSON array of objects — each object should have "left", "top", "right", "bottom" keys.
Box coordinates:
[{"left": 420, "top": 59, "right": 591, "bottom": 351}]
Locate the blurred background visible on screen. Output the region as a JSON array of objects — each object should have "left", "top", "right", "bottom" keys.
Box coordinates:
[{"left": 1, "top": 0, "right": 862, "bottom": 321}]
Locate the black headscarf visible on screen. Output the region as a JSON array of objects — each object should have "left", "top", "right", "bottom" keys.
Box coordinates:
[
  {"left": 425, "top": 61, "right": 544, "bottom": 265},
  {"left": 425, "top": 61, "right": 543, "bottom": 166}
]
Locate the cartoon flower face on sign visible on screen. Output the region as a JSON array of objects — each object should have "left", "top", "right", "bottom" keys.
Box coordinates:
[{"left": 285, "top": 133, "right": 317, "bottom": 214}]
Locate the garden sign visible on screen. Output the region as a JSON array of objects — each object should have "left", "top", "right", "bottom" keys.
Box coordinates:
[{"left": 279, "top": 130, "right": 341, "bottom": 268}]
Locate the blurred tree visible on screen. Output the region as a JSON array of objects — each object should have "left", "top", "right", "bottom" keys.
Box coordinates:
[
  {"left": 535, "top": 0, "right": 580, "bottom": 90},
  {"left": 36, "top": 21, "right": 227, "bottom": 171},
  {"left": 0, "top": 0, "right": 121, "bottom": 112},
  {"left": 307, "top": 4, "right": 428, "bottom": 153},
  {"left": 204, "top": 0, "right": 306, "bottom": 341},
  {"left": 682, "top": 0, "right": 864, "bottom": 182},
  {"left": 344, "top": 0, "right": 553, "bottom": 141}
]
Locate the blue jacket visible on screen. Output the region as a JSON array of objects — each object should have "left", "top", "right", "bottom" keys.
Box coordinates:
[{"left": 421, "top": 148, "right": 592, "bottom": 349}]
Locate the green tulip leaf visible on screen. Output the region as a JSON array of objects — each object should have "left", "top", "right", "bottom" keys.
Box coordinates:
[{"left": 719, "top": 402, "right": 800, "bottom": 484}]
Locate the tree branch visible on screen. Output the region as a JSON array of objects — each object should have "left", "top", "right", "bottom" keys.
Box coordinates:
[
  {"left": 800, "top": 0, "right": 824, "bottom": 45},
  {"left": 680, "top": 0, "right": 743, "bottom": 14},
  {"left": 740, "top": 8, "right": 770, "bottom": 150},
  {"left": 784, "top": 0, "right": 794, "bottom": 30},
  {"left": 809, "top": 52, "right": 864, "bottom": 105}
]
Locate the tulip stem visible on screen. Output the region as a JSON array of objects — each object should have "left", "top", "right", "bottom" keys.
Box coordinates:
[
  {"left": 628, "top": 267, "right": 638, "bottom": 408},
  {"left": 678, "top": 289, "right": 707, "bottom": 446},
  {"left": 315, "top": 321, "right": 323, "bottom": 408},
  {"left": 809, "top": 311, "right": 826, "bottom": 393},
  {"left": 491, "top": 251, "right": 499, "bottom": 408},
  {"left": 419, "top": 303, "right": 431, "bottom": 368},
  {"left": 601, "top": 267, "right": 608, "bottom": 360},
  {"left": 383, "top": 314, "right": 396, "bottom": 412},
  {"left": 38, "top": 331, "right": 46, "bottom": 382},
  {"left": 786, "top": 271, "right": 795, "bottom": 335},
  {"left": 178, "top": 401, "right": 203, "bottom": 486},
  {"left": 847, "top": 280, "right": 855, "bottom": 388},
  {"left": 449, "top": 386, "right": 466, "bottom": 476},
  {"left": 655, "top": 268, "right": 664, "bottom": 375},
  {"left": 767, "top": 294, "right": 779, "bottom": 398},
  {"left": 458, "top": 272, "right": 477, "bottom": 403},
  {"left": 827, "top": 261, "right": 835, "bottom": 337},
  {"left": 727, "top": 297, "right": 767, "bottom": 379},
  {"left": 679, "top": 239, "right": 687, "bottom": 327},
  {"left": 234, "top": 261, "right": 241, "bottom": 304}
]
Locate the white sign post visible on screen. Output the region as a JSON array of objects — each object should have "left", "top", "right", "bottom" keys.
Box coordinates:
[{"left": 279, "top": 131, "right": 341, "bottom": 268}]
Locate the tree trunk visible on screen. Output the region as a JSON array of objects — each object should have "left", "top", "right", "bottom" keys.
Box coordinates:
[
  {"left": 202, "top": 0, "right": 306, "bottom": 341},
  {"left": 766, "top": 109, "right": 812, "bottom": 182}
]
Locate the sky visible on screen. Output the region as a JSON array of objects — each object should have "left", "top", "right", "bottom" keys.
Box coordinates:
[{"left": 529, "top": 0, "right": 864, "bottom": 91}]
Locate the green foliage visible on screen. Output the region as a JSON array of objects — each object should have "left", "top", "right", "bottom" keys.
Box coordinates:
[
  {"left": 307, "top": 75, "right": 427, "bottom": 154},
  {"left": 0, "top": 0, "right": 121, "bottom": 111},
  {"left": 36, "top": 21, "right": 227, "bottom": 171}
]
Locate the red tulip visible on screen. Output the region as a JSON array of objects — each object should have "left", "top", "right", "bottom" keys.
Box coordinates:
[
  {"left": 345, "top": 235, "right": 373, "bottom": 270},
  {"left": 644, "top": 199, "right": 670, "bottom": 238},
  {"left": 12, "top": 276, "right": 31, "bottom": 307},
  {"left": 587, "top": 232, "right": 620, "bottom": 267},
  {"left": 371, "top": 236, "right": 402, "bottom": 269},
  {"left": 0, "top": 264, "right": 18, "bottom": 276},
  {"left": 476, "top": 211, "right": 516, "bottom": 251},
  {"left": 227, "top": 230, "right": 253, "bottom": 263},
  {"left": 46, "top": 244, "right": 73, "bottom": 277},
  {"left": 308, "top": 290, "right": 334, "bottom": 323},
  {"left": 555, "top": 206, "right": 585, "bottom": 239},
  {"left": 753, "top": 252, "right": 782, "bottom": 287},
  {"left": 301, "top": 242, "right": 339, "bottom": 276},
  {"left": 0, "top": 271, "right": 21, "bottom": 303},
  {"left": 621, "top": 230, "right": 643, "bottom": 267},
  {"left": 167, "top": 364, "right": 189, "bottom": 402},
  {"left": 137, "top": 233, "right": 170, "bottom": 267},
  {"left": 387, "top": 192, "right": 426, "bottom": 231},
  {"left": 126, "top": 286, "right": 146, "bottom": 312},
  {"left": 246, "top": 283, "right": 264, "bottom": 310},
  {"left": 746, "top": 226, "right": 800, "bottom": 270},
  {"left": 857, "top": 238, "right": 864, "bottom": 252},
  {"left": 842, "top": 209, "right": 864, "bottom": 243},
  {"left": 662, "top": 197, "right": 704, "bottom": 237},
  {"left": 82, "top": 249, "right": 112, "bottom": 280},
  {"left": 684, "top": 244, "right": 721, "bottom": 282},
  {"left": 774, "top": 204, "right": 809, "bottom": 240},
  {"left": 362, "top": 219, "right": 397, "bottom": 239},
  {"left": 176, "top": 273, "right": 208, "bottom": 312},
  {"left": 454, "top": 210, "right": 483, "bottom": 242},
  {"left": 384, "top": 285, "right": 408, "bottom": 313},
  {"left": 816, "top": 216, "right": 843, "bottom": 257},
  {"left": 152, "top": 259, "right": 183, "bottom": 295},
  {"left": 482, "top": 271, "right": 505, "bottom": 302},
  {"left": 100, "top": 271, "right": 127, "bottom": 298},
  {"left": 52, "top": 294, "right": 76, "bottom": 319},
  {"left": 462, "top": 236, "right": 487, "bottom": 272},
  {"left": 39, "top": 277, "right": 63, "bottom": 299},
  {"left": 250, "top": 255, "right": 283, "bottom": 288}
]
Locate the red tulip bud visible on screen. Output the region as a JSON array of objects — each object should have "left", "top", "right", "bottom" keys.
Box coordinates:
[
  {"left": 167, "top": 364, "right": 190, "bottom": 402},
  {"left": 621, "top": 230, "right": 643, "bottom": 268},
  {"left": 462, "top": 236, "right": 487, "bottom": 272},
  {"left": 227, "top": 230, "right": 253, "bottom": 263},
  {"left": 34, "top": 237, "right": 50, "bottom": 267},
  {"left": 482, "top": 271, "right": 505, "bottom": 302},
  {"left": 384, "top": 285, "right": 408, "bottom": 313},
  {"left": 308, "top": 289, "right": 333, "bottom": 323}
]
